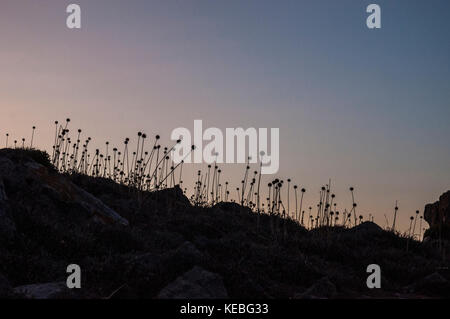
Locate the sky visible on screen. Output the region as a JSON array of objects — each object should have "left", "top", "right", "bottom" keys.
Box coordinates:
[{"left": 1, "top": 0, "right": 449, "bottom": 232}]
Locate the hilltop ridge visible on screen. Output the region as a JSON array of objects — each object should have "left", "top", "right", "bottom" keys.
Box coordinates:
[{"left": 0, "top": 148, "right": 449, "bottom": 298}]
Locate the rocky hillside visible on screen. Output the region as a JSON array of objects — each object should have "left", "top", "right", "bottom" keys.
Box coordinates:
[
  {"left": 0, "top": 149, "right": 449, "bottom": 299},
  {"left": 424, "top": 191, "right": 450, "bottom": 241}
]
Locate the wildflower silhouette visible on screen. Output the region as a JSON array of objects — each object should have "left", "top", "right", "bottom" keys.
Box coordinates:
[{"left": 0, "top": 118, "right": 426, "bottom": 236}]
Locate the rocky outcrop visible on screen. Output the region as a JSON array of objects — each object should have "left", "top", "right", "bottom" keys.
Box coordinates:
[
  {"left": 348, "top": 221, "right": 383, "bottom": 234},
  {"left": 157, "top": 266, "right": 228, "bottom": 299},
  {"left": 424, "top": 191, "right": 450, "bottom": 228},
  {"left": 0, "top": 149, "right": 128, "bottom": 226}
]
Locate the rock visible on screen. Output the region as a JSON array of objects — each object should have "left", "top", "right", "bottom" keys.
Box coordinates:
[
  {"left": 342, "top": 222, "right": 384, "bottom": 242},
  {"left": 154, "top": 186, "right": 191, "bottom": 207},
  {"left": 213, "top": 202, "right": 252, "bottom": 214},
  {"left": 0, "top": 149, "right": 129, "bottom": 226},
  {"left": 0, "top": 273, "right": 12, "bottom": 297},
  {"left": 424, "top": 191, "right": 450, "bottom": 228},
  {"left": 157, "top": 266, "right": 228, "bottom": 299},
  {"left": 296, "top": 277, "right": 337, "bottom": 299},
  {"left": 349, "top": 221, "right": 383, "bottom": 234},
  {"left": 13, "top": 282, "right": 71, "bottom": 299},
  {"left": 29, "top": 162, "right": 129, "bottom": 226}
]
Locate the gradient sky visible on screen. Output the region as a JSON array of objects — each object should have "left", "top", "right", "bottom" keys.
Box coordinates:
[{"left": 1, "top": 0, "right": 449, "bottom": 232}]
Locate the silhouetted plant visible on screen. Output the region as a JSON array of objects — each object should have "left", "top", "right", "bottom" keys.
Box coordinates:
[
  {"left": 392, "top": 201, "right": 399, "bottom": 232},
  {"left": 3, "top": 117, "right": 424, "bottom": 238},
  {"left": 419, "top": 215, "right": 424, "bottom": 241},
  {"left": 413, "top": 210, "right": 419, "bottom": 239},
  {"left": 30, "top": 126, "right": 36, "bottom": 149}
]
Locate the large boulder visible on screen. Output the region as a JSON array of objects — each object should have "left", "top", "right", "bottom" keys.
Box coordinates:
[
  {"left": 424, "top": 191, "right": 450, "bottom": 240},
  {"left": 0, "top": 149, "right": 128, "bottom": 226},
  {"left": 348, "top": 221, "right": 383, "bottom": 234},
  {"left": 157, "top": 266, "right": 228, "bottom": 299},
  {"left": 424, "top": 191, "right": 450, "bottom": 228},
  {"left": 155, "top": 186, "right": 191, "bottom": 207}
]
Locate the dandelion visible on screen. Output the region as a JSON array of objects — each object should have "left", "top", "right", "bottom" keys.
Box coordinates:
[
  {"left": 308, "top": 207, "right": 312, "bottom": 228},
  {"left": 412, "top": 210, "right": 419, "bottom": 239},
  {"left": 407, "top": 215, "right": 415, "bottom": 252},
  {"left": 408, "top": 216, "right": 414, "bottom": 237},
  {"left": 287, "top": 178, "right": 291, "bottom": 219},
  {"left": 30, "top": 126, "right": 36, "bottom": 149},
  {"left": 294, "top": 185, "right": 298, "bottom": 221},
  {"left": 5, "top": 117, "right": 392, "bottom": 235},
  {"left": 300, "top": 188, "right": 306, "bottom": 225},
  {"left": 392, "top": 201, "right": 399, "bottom": 232},
  {"left": 349, "top": 187, "right": 357, "bottom": 226},
  {"left": 419, "top": 215, "right": 424, "bottom": 241}
]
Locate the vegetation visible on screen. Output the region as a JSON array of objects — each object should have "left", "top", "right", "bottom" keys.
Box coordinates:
[{"left": 2, "top": 119, "right": 429, "bottom": 239}]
